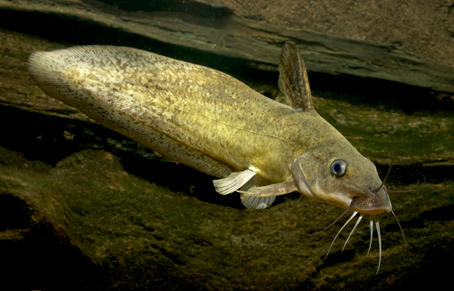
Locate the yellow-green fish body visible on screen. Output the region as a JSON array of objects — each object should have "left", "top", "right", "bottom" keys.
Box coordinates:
[{"left": 29, "top": 42, "right": 406, "bottom": 272}]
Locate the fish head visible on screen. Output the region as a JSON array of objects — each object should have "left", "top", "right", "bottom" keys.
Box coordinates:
[{"left": 292, "top": 139, "right": 391, "bottom": 215}]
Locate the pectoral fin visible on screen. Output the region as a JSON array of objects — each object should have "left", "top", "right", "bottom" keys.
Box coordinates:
[
  {"left": 239, "top": 176, "right": 297, "bottom": 209},
  {"left": 278, "top": 42, "right": 313, "bottom": 111},
  {"left": 238, "top": 176, "right": 297, "bottom": 200},
  {"left": 213, "top": 169, "right": 256, "bottom": 195}
]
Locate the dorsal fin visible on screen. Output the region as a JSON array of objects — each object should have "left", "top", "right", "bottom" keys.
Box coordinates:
[{"left": 278, "top": 42, "right": 313, "bottom": 111}]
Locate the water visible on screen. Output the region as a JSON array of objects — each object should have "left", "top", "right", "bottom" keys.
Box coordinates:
[{"left": 0, "top": 0, "right": 453, "bottom": 290}]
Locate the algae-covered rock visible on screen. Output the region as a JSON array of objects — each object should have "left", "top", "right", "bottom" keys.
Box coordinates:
[{"left": 1, "top": 136, "right": 453, "bottom": 290}]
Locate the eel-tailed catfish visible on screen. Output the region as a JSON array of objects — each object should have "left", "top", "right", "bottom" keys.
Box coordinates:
[{"left": 28, "top": 42, "right": 405, "bottom": 272}]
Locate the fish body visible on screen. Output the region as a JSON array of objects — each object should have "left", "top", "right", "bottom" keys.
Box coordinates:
[
  {"left": 30, "top": 46, "right": 307, "bottom": 180},
  {"left": 29, "top": 43, "right": 404, "bottom": 271},
  {"left": 28, "top": 44, "right": 385, "bottom": 210}
]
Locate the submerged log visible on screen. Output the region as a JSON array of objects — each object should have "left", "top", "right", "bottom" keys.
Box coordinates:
[{"left": 0, "top": 0, "right": 454, "bottom": 95}]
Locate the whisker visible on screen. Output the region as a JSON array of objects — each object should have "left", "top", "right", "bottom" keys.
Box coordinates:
[
  {"left": 342, "top": 214, "right": 363, "bottom": 252},
  {"left": 387, "top": 190, "right": 418, "bottom": 193},
  {"left": 388, "top": 175, "right": 426, "bottom": 194},
  {"left": 372, "top": 161, "right": 393, "bottom": 193},
  {"left": 366, "top": 216, "right": 373, "bottom": 257},
  {"left": 317, "top": 197, "right": 358, "bottom": 233},
  {"left": 376, "top": 218, "right": 382, "bottom": 274},
  {"left": 324, "top": 211, "right": 358, "bottom": 260},
  {"left": 390, "top": 210, "right": 407, "bottom": 250}
]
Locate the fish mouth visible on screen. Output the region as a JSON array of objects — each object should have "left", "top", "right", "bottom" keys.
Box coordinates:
[
  {"left": 351, "top": 195, "right": 390, "bottom": 215},
  {"left": 349, "top": 185, "right": 393, "bottom": 215},
  {"left": 353, "top": 207, "right": 386, "bottom": 215},
  {"left": 320, "top": 196, "right": 406, "bottom": 273}
]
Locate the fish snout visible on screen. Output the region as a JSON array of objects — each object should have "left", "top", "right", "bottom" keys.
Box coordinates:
[{"left": 352, "top": 187, "right": 392, "bottom": 214}]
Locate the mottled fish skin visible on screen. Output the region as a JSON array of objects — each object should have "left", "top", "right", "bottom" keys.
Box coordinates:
[
  {"left": 29, "top": 44, "right": 405, "bottom": 272},
  {"left": 28, "top": 44, "right": 391, "bottom": 215},
  {"left": 28, "top": 46, "right": 346, "bottom": 183}
]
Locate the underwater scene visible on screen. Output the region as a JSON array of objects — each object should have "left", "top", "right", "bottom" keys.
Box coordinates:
[{"left": 1, "top": 0, "right": 453, "bottom": 290}]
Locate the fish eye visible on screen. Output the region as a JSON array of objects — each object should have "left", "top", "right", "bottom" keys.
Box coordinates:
[{"left": 331, "top": 159, "right": 348, "bottom": 176}]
